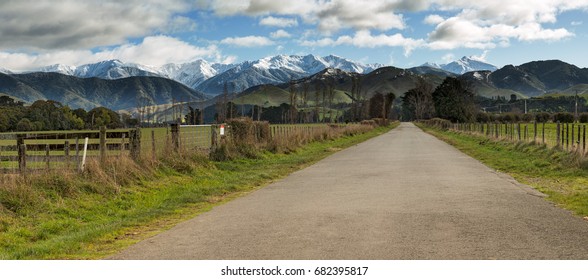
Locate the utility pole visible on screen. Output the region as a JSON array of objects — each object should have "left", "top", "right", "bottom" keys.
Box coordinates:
[{"left": 524, "top": 99, "right": 527, "bottom": 114}]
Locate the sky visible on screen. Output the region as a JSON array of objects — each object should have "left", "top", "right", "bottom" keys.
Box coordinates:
[{"left": 1, "top": 0, "right": 588, "bottom": 71}]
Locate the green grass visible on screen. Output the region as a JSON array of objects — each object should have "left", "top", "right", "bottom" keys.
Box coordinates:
[
  {"left": 0, "top": 123, "right": 397, "bottom": 259},
  {"left": 417, "top": 123, "right": 588, "bottom": 218}
]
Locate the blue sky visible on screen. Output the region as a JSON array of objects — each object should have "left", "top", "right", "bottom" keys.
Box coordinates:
[{"left": 1, "top": 0, "right": 588, "bottom": 71}]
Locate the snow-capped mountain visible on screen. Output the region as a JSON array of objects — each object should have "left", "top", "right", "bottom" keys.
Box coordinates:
[
  {"left": 422, "top": 56, "right": 497, "bottom": 74},
  {"left": 3, "top": 54, "right": 383, "bottom": 95},
  {"left": 33, "top": 64, "right": 77, "bottom": 76},
  {"left": 159, "top": 60, "right": 234, "bottom": 89},
  {"left": 74, "top": 60, "right": 162, "bottom": 79},
  {"left": 0, "top": 66, "right": 13, "bottom": 74},
  {"left": 195, "top": 54, "right": 383, "bottom": 95}
]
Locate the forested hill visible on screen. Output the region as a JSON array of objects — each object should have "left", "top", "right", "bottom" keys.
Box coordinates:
[{"left": 0, "top": 72, "right": 208, "bottom": 111}]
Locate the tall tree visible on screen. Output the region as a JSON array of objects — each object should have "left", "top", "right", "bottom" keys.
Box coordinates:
[
  {"left": 402, "top": 79, "right": 435, "bottom": 120},
  {"left": 432, "top": 77, "right": 477, "bottom": 122}
]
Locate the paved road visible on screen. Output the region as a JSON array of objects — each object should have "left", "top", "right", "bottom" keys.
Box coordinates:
[{"left": 111, "top": 123, "right": 588, "bottom": 259}]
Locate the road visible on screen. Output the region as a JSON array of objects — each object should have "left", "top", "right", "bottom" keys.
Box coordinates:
[{"left": 111, "top": 122, "right": 588, "bottom": 259}]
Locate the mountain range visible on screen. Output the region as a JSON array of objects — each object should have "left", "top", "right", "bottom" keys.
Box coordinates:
[
  {"left": 2, "top": 54, "right": 588, "bottom": 115},
  {"left": 422, "top": 56, "right": 498, "bottom": 74},
  {"left": 15, "top": 54, "right": 383, "bottom": 96}
]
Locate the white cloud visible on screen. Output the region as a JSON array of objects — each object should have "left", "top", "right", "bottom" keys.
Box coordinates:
[
  {"left": 301, "top": 30, "right": 424, "bottom": 56},
  {"left": 0, "top": 36, "right": 222, "bottom": 71},
  {"left": 270, "top": 30, "right": 292, "bottom": 38},
  {"left": 471, "top": 50, "right": 490, "bottom": 62},
  {"left": 424, "top": 14, "right": 444, "bottom": 25},
  {"left": 260, "top": 16, "right": 298, "bottom": 28},
  {"left": 441, "top": 53, "right": 455, "bottom": 63},
  {"left": 571, "top": 21, "right": 583, "bottom": 26},
  {"left": 0, "top": 0, "right": 191, "bottom": 51},
  {"left": 221, "top": 36, "right": 275, "bottom": 47}
]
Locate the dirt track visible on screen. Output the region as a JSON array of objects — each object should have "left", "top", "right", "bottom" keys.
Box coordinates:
[{"left": 111, "top": 122, "right": 588, "bottom": 259}]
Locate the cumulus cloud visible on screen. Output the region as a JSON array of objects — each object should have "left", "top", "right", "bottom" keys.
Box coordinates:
[
  {"left": 0, "top": 36, "right": 222, "bottom": 71},
  {"left": 424, "top": 14, "right": 444, "bottom": 25},
  {"left": 260, "top": 16, "right": 298, "bottom": 28},
  {"left": 221, "top": 36, "right": 275, "bottom": 47},
  {"left": 301, "top": 30, "right": 424, "bottom": 56},
  {"left": 0, "top": 0, "right": 191, "bottom": 51},
  {"left": 270, "top": 30, "right": 292, "bottom": 38}
]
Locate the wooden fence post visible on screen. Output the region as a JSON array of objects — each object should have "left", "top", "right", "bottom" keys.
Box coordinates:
[
  {"left": 121, "top": 133, "right": 126, "bottom": 156},
  {"left": 18, "top": 143, "right": 26, "bottom": 173},
  {"left": 17, "top": 135, "right": 25, "bottom": 173},
  {"left": 534, "top": 122, "right": 537, "bottom": 143},
  {"left": 45, "top": 144, "right": 50, "bottom": 170},
  {"left": 75, "top": 137, "right": 80, "bottom": 168},
  {"left": 556, "top": 122, "right": 560, "bottom": 147},
  {"left": 151, "top": 130, "right": 156, "bottom": 161},
  {"left": 99, "top": 126, "right": 106, "bottom": 163},
  {"left": 171, "top": 123, "right": 180, "bottom": 152},
  {"left": 64, "top": 140, "right": 70, "bottom": 169},
  {"left": 129, "top": 128, "right": 141, "bottom": 161},
  {"left": 566, "top": 123, "right": 569, "bottom": 150},
  {"left": 542, "top": 122, "right": 545, "bottom": 145},
  {"left": 584, "top": 125, "right": 586, "bottom": 154},
  {"left": 210, "top": 125, "right": 219, "bottom": 153},
  {"left": 572, "top": 123, "right": 575, "bottom": 149}
]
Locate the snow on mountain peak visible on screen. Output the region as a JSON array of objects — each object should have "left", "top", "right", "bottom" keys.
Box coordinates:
[{"left": 423, "top": 56, "right": 497, "bottom": 74}]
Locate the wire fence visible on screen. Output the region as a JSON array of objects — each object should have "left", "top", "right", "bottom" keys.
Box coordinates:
[{"left": 424, "top": 120, "right": 588, "bottom": 156}]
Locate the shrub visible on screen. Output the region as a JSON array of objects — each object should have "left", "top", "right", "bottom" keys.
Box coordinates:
[
  {"left": 535, "top": 112, "right": 551, "bottom": 123},
  {"left": 521, "top": 113, "right": 534, "bottom": 122},
  {"left": 579, "top": 113, "right": 588, "bottom": 123},
  {"left": 553, "top": 112, "right": 575, "bottom": 123}
]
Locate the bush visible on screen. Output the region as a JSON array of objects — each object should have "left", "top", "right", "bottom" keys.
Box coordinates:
[
  {"left": 521, "top": 113, "right": 534, "bottom": 122},
  {"left": 422, "top": 118, "right": 451, "bottom": 129},
  {"left": 535, "top": 112, "right": 551, "bottom": 123},
  {"left": 579, "top": 113, "right": 588, "bottom": 123},
  {"left": 476, "top": 112, "right": 491, "bottom": 123},
  {"left": 553, "top": 112, "right": 575, "bottom": 123}
]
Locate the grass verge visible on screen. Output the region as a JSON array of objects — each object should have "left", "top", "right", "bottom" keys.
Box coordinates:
[
  {"left": 0, "top": 123, "right": 397, "bottom": 259},
  {"left": 416, "top": 123, "right": 588, "bottom": 218}
]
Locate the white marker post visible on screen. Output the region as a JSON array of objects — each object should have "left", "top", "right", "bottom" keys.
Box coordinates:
[
  {"left": 220, "top": 124, "right": 225, "bottom": 136},
  {"left": 80, "top": 137, "right": 89, "bottom": 172}
]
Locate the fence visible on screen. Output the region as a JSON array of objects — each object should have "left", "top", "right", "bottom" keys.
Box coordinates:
[
  {"left": 431, "top": 121, "right": 588, "bottom": 155},
  {"left": 0, "top": 127, "right": 139, "bottom": 173},
  {"left": 0, "top": 122, "right": 342, "bottom": 174}
]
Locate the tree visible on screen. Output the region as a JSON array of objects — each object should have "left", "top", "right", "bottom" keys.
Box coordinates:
[
  {"left": 185, "top": 106, "right": 202, "bottom": 125},
  {"left": 432, "top": 77, "right": 477, "bottom": 122},
  {"left": 87, "top": 107, "right": 122, "bottom": 129},
  {"left": 402, "top": 79, "right": 435, "bottom": 120},
  {"left": 369, "top": 93, "right": 385, "bottom": 119}
]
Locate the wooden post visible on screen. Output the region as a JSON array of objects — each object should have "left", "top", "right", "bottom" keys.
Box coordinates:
[
  {"left": 566, "top": 123, "right": 569, "bottom": 150},
  {"left": 582, "top": 125, "right": 586, "bottom": 154},
  {"left": 542, "top": 122, "right": 545, "bottom": 145},
  {"left": 524, "top": 125, "right": 528, "bottom": 142},
  {"left": 121, "top": 133, "right": 126, "bottom": 156},
  {"left": 572, "top": 123, "right": 575, "bottom": 149},
  {"left": 534, "top": 122, "right": 537, "bottom": 142},
  {"left": 517, "top": 123, "right": 521, "bottom": 141},
  {"left": 129, "top": 128, "right": 141, "bottom": 161},
  {"left": 64, "top": 140, "right": 70, "bottom": 169},
  {"left": 171, "top": 123, "right": 180, "bottom": 152},
  {"left": 99, "top": 125, "right": 106, "bottom": 162},
  {"left": 210, "top": 125, "right": 218, "bottom": 153},
  {"left": 17, "top": 135, "right": 25, "bottom": 173},
  {"left": 75, "top": 137, "right": 80, "bottom": 168},
  {"left": 556, "top": 122, "right": 560, "bottom": 147},
  {"left": 45, "top": 144, "right": 50, "bottom": 170},
  {"left": 151, "top": 130, "right": 156, "bottom": 161},
  {"left": 19, "top": 144, "right": 26, "bottom": 173}
]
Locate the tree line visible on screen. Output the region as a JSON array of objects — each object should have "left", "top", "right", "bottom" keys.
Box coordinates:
[{"left": 0, "top": 96, "right": 137, "bottom": 132}]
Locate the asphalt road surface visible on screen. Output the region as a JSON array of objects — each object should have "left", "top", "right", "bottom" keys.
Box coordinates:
[{"left": 111, "top": 122, "right": 588, "bottom": 259}]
